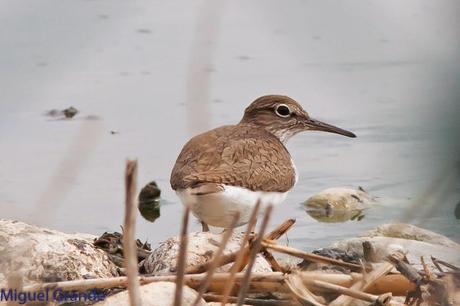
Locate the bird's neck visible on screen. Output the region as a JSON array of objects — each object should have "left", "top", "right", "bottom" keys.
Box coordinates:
[{"left": 237, "top": 122, "right": 292, "bottom": 144}]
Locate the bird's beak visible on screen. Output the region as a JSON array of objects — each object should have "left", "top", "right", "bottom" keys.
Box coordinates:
[{"left": 304, "top": 117, "right": 356, "bottom": 138}]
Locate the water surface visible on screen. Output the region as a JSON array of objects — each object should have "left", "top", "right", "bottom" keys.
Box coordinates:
[{"left": 1, "top": 0, "right": 459, "bottom": 250}]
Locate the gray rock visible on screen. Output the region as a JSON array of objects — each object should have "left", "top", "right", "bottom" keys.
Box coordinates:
[
  {"left": 144, "top": 231, "right": 272, "bottom": 274},
  {"left": 94, "top": 281, "right": 206, "bottom": 306},
  {"left": 305, "top": 187, "right": 375, "bottom": 210},
  {"left": 331, "top": 223, "right": 460, "bottom": 269},
  {"left": 305, "top": 187, "right": 375, "bottom": 223},
  {"left": 362, "top": 223, "right": 459, "bottom": 248},
  {"left": 63, "top": 106, "right": 78, "bottom": 118},
  {"left": 0, "top": 219, "right": 118, "bottom": 286}
]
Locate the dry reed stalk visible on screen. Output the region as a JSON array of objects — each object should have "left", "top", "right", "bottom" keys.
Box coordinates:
[
  {"left": 259, "top": 218, "right": 296, "bottom": 273},
  {"left": 430, "top": 256, "right": 460, "bottom": 271},
  {"left": 262, "top": 240, "right": 363, "bottom": 271},
  {"left": 238, "top": 280, "right": 287, "bottom": 293},
  {"left": 191, "top": 213, "right": 240, "bottom": 306},
  {"left": 265, "top": 218, "right": 296, "bottom": 240},
  {"left": 236, "top": 205, "right": 273, "bottom": 306},
  {"left": 262, "top": 250, "right": 286, "bottom": 272},
  {"left": 285, "top": 273, "right": 326, "bottom": 306},
  {"left": 431, "top": 256, "right": 445, "bottom": 273},
  {"left": 22, "top": 272, "right": 285, "bottom": 293},
  {"left": 329, "top": 252, "right": 403, "bottom": 306},
  {"left": 173, "top": 204, "right": 191, "bottom": 306},
  {"left": 206, "top": 271, "right": 284, "bottom": 283},
  {"left": 234, "top": 247, "right": 251, "bottom": 273},
  {"left": 204, "top": 293, "right": 293, "bottom": 306},
  {"left": 207, "top": 280, "right": 288, "bottom": 294},
  {"left": 299, "top": 272, "right": 415, "bottom": 296},
  {"left": 420, "top": 256, "right": 433, "bottom": 280},
  {"left": 387, "top": 253, "right": 422, "bottom": 285},
  {"left": 365, "top": 274, "right": 416, "bottom": 296},
  {"left": 220, "top": 201, "right": 261, "bottom": 305},
  {"left": 123, "top": 160, "right": 141, "bottom": 306},
  {"left": 304, "top": 278, "right": 393, "bottom": 305},
  {"left": 300, "top": 271, "right": 358, "bottom": 288},
  {"left": 231, "top": 217, "right": 296, "bottom": 274}
]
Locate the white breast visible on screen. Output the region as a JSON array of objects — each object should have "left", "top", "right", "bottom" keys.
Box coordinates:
[
  {"left": 291, "top": 158, "right": 299, "bottom": 185},
  {"left": 177, "top": 185, "right": 288, "bottom": 228}
]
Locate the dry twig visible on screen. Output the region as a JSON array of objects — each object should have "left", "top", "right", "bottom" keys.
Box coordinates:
[
  {"left": 191, "top": 212, "right": 240, "bottom": 306},
  {"left": 205, "top": 293, "right": 292, "bottom": 306},
  {"left": 173, "top": 204, "right": 191, "bottom": 306},
  {"left": 285, "top": 273, "right": 326, "bottom": 306},
  {"left": 231, "top": 217, "right": 296, "bottom": 274},
  {"left": 123, "top": 160, "right": 141, "bottom": 306},
  {"left": 305, "top": 278, "right": 392, "bottom": 305},
  {"left": 221, "top": 201, "right": 261, "bottom": 305},
  {"left": 329, "top": 252, "right": 403, "bottom": 306},
  {"left": 387, "top": 253, "right": 422, "bottom": 285},
  {"left": 236, "top": 205, "right": 273, "bottom": 306},
  {"left": 262, "top": 240, "right": 363, "bottom": 271},
  {"left": 265, "top": 218, "right": 296, "bottom": 240},
  {"left": 431, "top": 256, "right": 445, "bottom": 273},
  {"left": 420, "top": 256, "right": 433, "bottom": 280},
  {"left": 262, "top": 250, "right": 286, "bottom": 273},
  {"left": 22, "top": 272, "right": 285, "bottom": 293},
  {"left": 431, "top": 256, "right": 460, "bottom": 271}
]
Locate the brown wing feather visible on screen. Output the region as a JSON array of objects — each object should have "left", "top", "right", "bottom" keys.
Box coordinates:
[{"left": 170, "top": 125, "right": 295, "bottom": 192}]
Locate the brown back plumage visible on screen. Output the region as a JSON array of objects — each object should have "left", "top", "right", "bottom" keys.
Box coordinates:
[{"left": 170, "top": 124, "right": 296, "bottom": 192}]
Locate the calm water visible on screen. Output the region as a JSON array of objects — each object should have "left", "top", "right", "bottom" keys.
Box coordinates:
[{"left": 1, "top": 1, "right": 459, "bottom": 250}]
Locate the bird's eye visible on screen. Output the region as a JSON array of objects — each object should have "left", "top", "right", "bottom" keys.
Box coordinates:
[{"left": 275, "top": 104, "right": 291, "bottom": 118}]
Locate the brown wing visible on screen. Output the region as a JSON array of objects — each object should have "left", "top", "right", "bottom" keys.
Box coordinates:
[{"left": 170, "top": 125, "right": 296, "bottom": 192}]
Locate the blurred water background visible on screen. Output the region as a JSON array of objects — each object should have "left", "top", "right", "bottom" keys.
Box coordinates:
[{"left": 1, "top": 0, "right": 459, "bottom": 249}]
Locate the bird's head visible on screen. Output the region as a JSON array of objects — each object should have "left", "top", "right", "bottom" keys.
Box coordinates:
[{"left": 240, "top": 95, "right": 356, "bottom": 143}]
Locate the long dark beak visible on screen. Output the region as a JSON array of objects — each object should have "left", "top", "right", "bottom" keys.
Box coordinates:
[{"left": 305, "top": 117, "right": 356, "bottom": 138}]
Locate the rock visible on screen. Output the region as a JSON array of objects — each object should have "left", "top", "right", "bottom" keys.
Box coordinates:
[
  {"left": 44, "top": 107, "right": 79, "bottom": 119},
  {"left": 94, "top": 282, "right": 206, "bottom": 306},
  {"left": 0, "top": 219, "right": 118, "bottom": 286},
  {"left": 63, "top": 106, "right": 79, "bottom": 118},
  {"left": 144, "top": 231, "right": 272, "bottom": 274},
  {"left": 362, "top": 223, "right": 459, "bottom": 248},
  {"left": 305, "top": 186, "right": 375, "bottom": 211},
  {"left": 138, "top": 181, "right": 162, "bottom": 223},
  {"left": 139, "top": 181, "right": 161, "bottom": 201},
  {"left": 305, "top": 187, "right": 374, "bottom": 223},
  {"left": 298, "top": 248, "right": 362, "bottom": 273},
  {"left": 331, "top": 223, "right": 460, "bottom": 270}
]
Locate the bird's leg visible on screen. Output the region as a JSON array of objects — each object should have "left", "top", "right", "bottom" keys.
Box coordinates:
[{"left": 201, "top": 221, "right": 210, "bottom": 232}]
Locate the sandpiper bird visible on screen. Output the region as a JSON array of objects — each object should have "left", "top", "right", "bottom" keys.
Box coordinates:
[{"left": 170, "top": 95, "right": 356, "bottom": 230}]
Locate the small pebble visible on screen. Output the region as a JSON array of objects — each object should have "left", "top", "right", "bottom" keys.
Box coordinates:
[
  {"left": 139, "top": 181, "right": 161, "bottom": 202},
  {"left": 63, "top": 106, "right": 78, "bottom": 118}
]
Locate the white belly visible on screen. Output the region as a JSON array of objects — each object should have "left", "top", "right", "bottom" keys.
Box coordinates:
[{"left": 177, "top": 185, "right": 288, "bottom": 228}]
